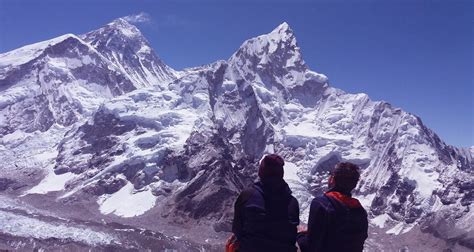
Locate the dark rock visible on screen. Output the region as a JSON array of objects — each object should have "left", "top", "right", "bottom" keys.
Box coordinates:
[{"left": 0, "top": 178, "right": 15, "bottom": 191}]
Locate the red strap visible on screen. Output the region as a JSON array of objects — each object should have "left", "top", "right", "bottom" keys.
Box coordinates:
[
  {"left": 325, "top": 191, "right": 362, "bottom": 208},
  {"left": 225, "top": 234, "right": 240, "bottom": 252}
]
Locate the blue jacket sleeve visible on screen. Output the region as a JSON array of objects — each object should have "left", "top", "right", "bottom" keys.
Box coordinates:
[
  {"left": 232, "top": 188, "right": 254, "bottom": 238},
  {"left": 232, "top": 192, "right": 245, "bottom": 238}
]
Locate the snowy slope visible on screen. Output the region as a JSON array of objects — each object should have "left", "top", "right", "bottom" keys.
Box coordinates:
[
  {"left": 0, "top": 18, "right": 177, "bottom": 136},
  {"left": 0, "top": 18, "right": 472, "bottom": 250},
  {"left": 0, "top": 34, "right": 133, "bottom": 136},
  {"left": 0, "top": 34, "right": 76, "bottom": 72},
  {"left": 0, "top": 19, "right": 177, "bottom": 186}
]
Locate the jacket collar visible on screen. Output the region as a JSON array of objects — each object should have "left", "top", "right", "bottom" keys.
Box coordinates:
[
  {"left": 327, "top": 186, "right": 352, "bottom": 197},
  {"left": 325, "top": 190, "right": 362, "bottom": 208}
]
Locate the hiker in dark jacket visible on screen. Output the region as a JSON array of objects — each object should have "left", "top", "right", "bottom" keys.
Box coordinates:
[
  {"left": 232, "top": 154, "right": 300, "bottom": 252},
  {"left": 297, "top": 162, "right": 368, "bottom": 252}
]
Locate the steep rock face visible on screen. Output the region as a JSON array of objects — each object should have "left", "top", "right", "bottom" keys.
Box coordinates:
[
  {"left": 228, "top": 22, "right": 327, "bottom": 122},
  {"left": 272, "top": 84, "right": 473, "bottom": 244}
]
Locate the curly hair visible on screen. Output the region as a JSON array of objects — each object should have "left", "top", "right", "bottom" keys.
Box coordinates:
[{"left": 332, "top": 162, "right": 360, "bottom": 192}]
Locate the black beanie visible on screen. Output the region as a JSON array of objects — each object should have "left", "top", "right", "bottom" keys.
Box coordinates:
[{"left": 258, "top": 154, "right": 284, "bottom": 179}]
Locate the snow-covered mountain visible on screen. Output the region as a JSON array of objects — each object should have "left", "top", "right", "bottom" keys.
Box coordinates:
[
  {"left": 81, "top": 18, "right": 178, "bottom": 88},
  {"left": 0, "top": 18, "right": 472, "bottom": 251},
  {"left": 0, "top": 18, "right": 177, "bottom": 133}
]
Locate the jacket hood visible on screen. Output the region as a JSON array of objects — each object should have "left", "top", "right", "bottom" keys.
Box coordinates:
[{"left": 255, "top": 178, "right": 292, "bottom": 200}]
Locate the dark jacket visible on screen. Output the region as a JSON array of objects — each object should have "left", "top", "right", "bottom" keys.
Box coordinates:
[
  {"left": 297, "top": 188, "right": 368, "bottom": 252},
  {"left": 232, "top": 178, "right": 300, "bottom": 252}
]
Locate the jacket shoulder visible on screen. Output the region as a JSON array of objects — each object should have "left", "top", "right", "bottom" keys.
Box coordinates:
[
  {"left": 311, "top": 195, "right": 333, "bottom": 210},
  {"left": 238, "top": 185, "right": 266, "bottom": 209},
  {"left": 288, "top": 195, "right": 300, "bottom": 213},
  {"left": 289, "top": 195, "right": 299, "bottom": 205},
  {"left": 237, "top": 186, "right": 257, "bottom": 204}
]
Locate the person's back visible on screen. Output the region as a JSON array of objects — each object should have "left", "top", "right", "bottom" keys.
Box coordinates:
[
  {"left": 297, "top": 162, "right": 368, "bottom": 252},
  {"left": 305, "top": 191, "right": 367, "bottom": 251},
  {"left": 232, "top": 154, "right": 299, "bottom": 252}
]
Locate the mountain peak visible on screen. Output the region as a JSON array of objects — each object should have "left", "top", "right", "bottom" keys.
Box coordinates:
[
  {"left": 229, "top": 22, "right": 305, "bottom": 79},
  {"left": 0, "top": 33, "right": 81, "bottom": 69},
  {"left": 81, "top": 18, "right": 176, "bottom": 88},
  {"left": 82, "top": 17, "right": 146, "bottom": 45},
  {"left": 108, "top": 18, "right": 135, "bottom": 29},
  {"left": 104, "top": 18, "right": 142, "bottom": 38},
  {"left": 230, "top": 22, "right": 299, "bottom": 60},
  {"left": 271, "top": 22, "right": 292, "bottom": 35},
  {"left": 268, "top": 22, "right": 295, "bottom": 43}
]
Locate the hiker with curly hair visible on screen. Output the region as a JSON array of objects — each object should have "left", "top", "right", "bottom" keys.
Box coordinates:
[{"left": 297, "top": 162, "right": 368, "bottom": 252}]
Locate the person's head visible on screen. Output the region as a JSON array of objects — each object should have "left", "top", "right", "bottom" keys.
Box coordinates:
[
  {"left": 258, "top": 154, "right": 284, "bottom": 180},
  {"left": 328, "top": 162, "right": 360, "bottom": 193}
]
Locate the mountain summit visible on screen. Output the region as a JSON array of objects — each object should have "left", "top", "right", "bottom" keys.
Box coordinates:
[
  {"left": 0, "top": 20, "right": 472, "bottom": 251},
  {"left": 230, "top": 22, "right": 309, "bottom": 83},
  {"left": 82, "top": 18, "right": 177, "bottom": 88}
]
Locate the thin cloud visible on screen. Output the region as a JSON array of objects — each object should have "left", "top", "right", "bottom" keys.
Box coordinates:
[{"left": 123, "top": 12, "right": 151, "bottom": 24}]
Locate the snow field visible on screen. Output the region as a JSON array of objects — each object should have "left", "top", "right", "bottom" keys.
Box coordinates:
[{"left": 97, "top": 182, "right": 156, "bottom": 217}]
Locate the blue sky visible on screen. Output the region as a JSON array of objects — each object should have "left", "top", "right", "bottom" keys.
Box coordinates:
[{"left": 0, "top": 0, "right": 472, "bottom": 147}]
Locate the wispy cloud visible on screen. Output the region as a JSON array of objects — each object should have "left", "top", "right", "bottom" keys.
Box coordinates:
[
  {"left": 123, "top": 12, "right": 151, "bottom": 24},
  {"left": 119, "top": 12, "right": 198, "bottom": 32}
]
